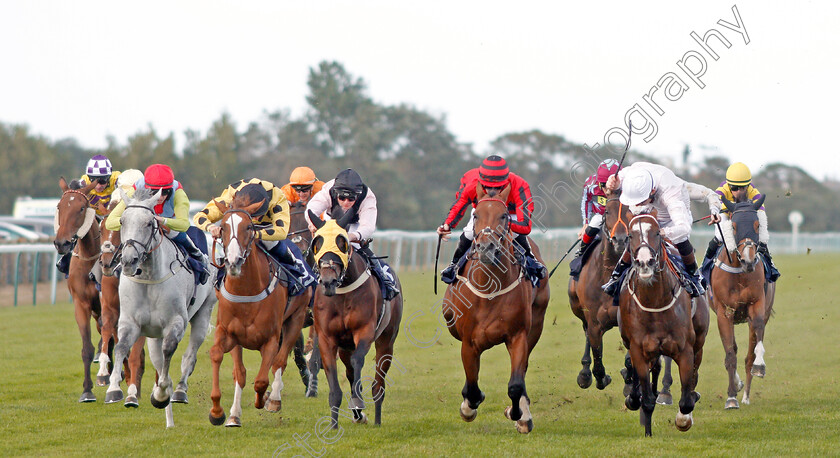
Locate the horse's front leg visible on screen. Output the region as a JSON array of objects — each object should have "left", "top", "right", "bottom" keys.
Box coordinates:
[
  {"left": 459, "top": 342, "right": 485, "bottom": 422},
  {"left": 209, "top": 326, "right": 234, "bottom": 426},
  {"left": 225, "top": 345, "right": 246, "bottom": 427},
  {"left": 588, "top": 322, "right": 612, "bottom": 390},
  {"left": 346, "top": 338, "right": 372, "bottom": 424},
  {"left": 747, "top": 297, "right": 768, "bottom": 381},
  {"left": 173, "top": 299, "right": 213, "bottom": 404},
  {"left": 577, "top": 324, "right": 593, "bottom": 389},
  {"left": 306, "top": 331, "right": 321, "bottom": 398},
  {"left": 675, "top": 346, "right": 698, "bottom": 433},
  {"left": 267, "top": 299, "right": 309, "bottom": 412},
  {"left": 73, "top": 298, "right": 97, "bottom": 402},
  {"left": 318, "top": 334, "right": 343, "bottom": 429},
  {"left": 105, "top": 318, "right": 141, "bottom": 404},
  {"left": 657, "top": 356, "right": 674, "bottom": 405},
  {"left": 123, "top": 337, "right": 146, "bottom": 408},
  {"left": 716, "top": 307, "right": 741, "bottom": 409},
  {"left": 151, "top": 318, "right": 186, "bottom": 412},
  {"left": 254, "top": 336, "right": 280, "bottom": 411},
  {"left": 504, "top": 332, "right": 534, "bottom": 434}
]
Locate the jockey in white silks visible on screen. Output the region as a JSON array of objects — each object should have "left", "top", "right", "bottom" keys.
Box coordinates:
[
  {"left": 601, "top": 162, "right": 722, "bottom": 298},
  {"left": 305, "top": 168, "right": 400, "bottom": 301}
]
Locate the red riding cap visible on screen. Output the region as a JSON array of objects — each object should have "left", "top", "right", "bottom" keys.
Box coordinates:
[
  {"left": 144, "top": 164, "right": 175, "bottom": 189},
  {"left": 597, "top": 158, "right": 620, "bottom": 184},
  {"left": 478, "top": 155, "right": 510, "bottom": 187}
]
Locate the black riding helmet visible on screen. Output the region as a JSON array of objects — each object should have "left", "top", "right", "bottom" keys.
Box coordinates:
[
  {"left": 333, "top": 169, "right": 365, "bottom": 195},
  {"left": 238, "top": 183, "right": 270, "bottom": 217}
]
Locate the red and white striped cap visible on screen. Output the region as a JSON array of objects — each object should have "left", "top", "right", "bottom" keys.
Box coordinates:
[{"left": 478, "top": 155, "right": 509, "bottom": 187}]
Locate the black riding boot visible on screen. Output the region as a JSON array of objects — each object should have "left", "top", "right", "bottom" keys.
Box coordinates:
[
  {"left": 514, "top": 233, "right": 547, "bottom": 279},
  {"left": 268, "top": 242, "right": 303, "bottom": 295},
  {"left": 359, "top": 246, "right": 400, "bottom": 301},
  {"left": 575, "top": 226, "right": 600, "bottom": 258},
  {"left": 602, "top": 260, "right": 631, "bottom": 297},
  {"left": 683, "top": 259, "right": 705, "bottom": 297},
  {"left": 757, "top": 242, "right": 781, "bottom": 282},
  {"left": 56, "top": 252, "right": 71, "bottom": 276},
  {"left": 177, "top": 236, "right": 209, "bottom": 285},
  {"left": 704, "top": 238, "right": 722, "bottom": 262},
  {"left": 441, "top": 233, "right": 471, "bottom": 280}
]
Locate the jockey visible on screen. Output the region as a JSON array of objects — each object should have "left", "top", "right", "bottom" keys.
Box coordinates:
[
  {"left": 106, "top": 164, "right": 209, "bottom": 285},
  {"left": 437, "top": 155, "right": 546, "bottom": 280},
  {"left": 56, "top": 155, "right": 122, "bottom": 275},
  {"left": 601, "top": 162, "right": 722, "bottom": 298},
  {"left": 701, "top": 162, "right": 780, "bottom": 282},
  {"left": 574, "top": 158, "right": 620, "bottom": 259},
  {"left": 280, "top": 166, "right": 325, "bottom": 205},
  {"left": 193, "top": 178, "right": 314, "bottom": 294},
  {"left": 305, "top": 168, "right": 400, "bottom": 301}
]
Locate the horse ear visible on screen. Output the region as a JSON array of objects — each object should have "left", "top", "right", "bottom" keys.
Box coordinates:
[
  {"left": 753, "top": 194, "right": 766, "bottom": 211},
  {"left": 335, "top": 207, "right": 356, "bottom": 229},
  {"left": 308, "top": 210, "right": 325, "bottom": 230},
  {"left": 82, "top": 180, "right": 97, "bottom": 194},
  {"left": 59, "top": 177, "right": 69, "bottom": 192},
  {"left": 243, "top": 199, "right": 265, "bottom": 217},
  {"left": 499, "top": 183, "right": 511, "bottom": 202},
  {"left": 721, "top": 197, "right": 736, "bottom": 213},
  {"left": 214, "top": 199, "right": 229, "bottom": 214},
  {"left": 476, "top": 182, "right": 487, "bottom": 201},
  {"left": 119, "top": 188, "right": 130, "bottom": 205}
]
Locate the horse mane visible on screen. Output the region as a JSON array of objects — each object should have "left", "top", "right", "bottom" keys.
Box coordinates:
[
  {"left": 132, "top": 186, "right": 156, "bottom": 202},
  {"left": 69, "top": 179, "right": 85, "bottom": 190}
]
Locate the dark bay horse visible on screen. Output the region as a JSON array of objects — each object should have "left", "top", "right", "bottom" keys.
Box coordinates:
[
  {"left": 96, "top": 200, "right": 147, "bottom": 407},
  {"left": 289, "top": 201, "right": 320, "bottom": 398},
  {"left": 709, "top": 195, "right": 776, "bottom": 409},
  {"left": 308, "top": 210, "right": 403, "bottom": 427},
  {"left": 568, "top": 189, "right": 632, "bottom": 391},
  {"left": 54, "top": 178, "right": 104, "bottom": 402},
  {"left": 443, "top": 185, "right": 550, "bottom": 434},
  {"left": 208, "top": 196, "right": 312, "bottom": 427},
  {"left": 620, "top": 214, "right": 709, "bottom": 436}
]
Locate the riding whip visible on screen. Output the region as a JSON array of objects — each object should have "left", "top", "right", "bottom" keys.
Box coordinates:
[
  {"left": 715, "top": 221, "right": 733, "bottom": 264},
  {"left": 692, "top": 215, "right": 712, "bottom": 224},
  {"left": 548, "top": 239, "right": 580, "bottom": 279},
  {"left": 433, "top": 233, "right": 443, "bottom": 295},
  {"left": 616, "top": 120, "right": 633, "bottom": 171}
]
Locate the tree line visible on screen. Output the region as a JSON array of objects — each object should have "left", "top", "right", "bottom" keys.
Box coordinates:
[{"left": 2, "top": 61, "right": 837, "bottom": 232}]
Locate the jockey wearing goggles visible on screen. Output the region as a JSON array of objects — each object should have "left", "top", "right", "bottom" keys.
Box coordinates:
[
  {"left": 437, "top": 155, "right": 546, "bottom": 281},
  {"left": 281, "top": 166, "right": 325, "bottom": 205},
  {"left": 574, "top": 159, "right": 620, "bottom": 260},
  {"left": 305, "top": 168, "right": 400, "bottom": 301}
]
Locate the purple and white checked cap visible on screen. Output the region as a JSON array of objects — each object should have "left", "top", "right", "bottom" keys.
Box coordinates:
[{"left": 86, "top": 155, "right": 112, "bottom": 177}]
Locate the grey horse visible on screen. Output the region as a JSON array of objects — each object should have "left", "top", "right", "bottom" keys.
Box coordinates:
[{"left": 104, "top": 187, "right": 217, "bottom": 428}]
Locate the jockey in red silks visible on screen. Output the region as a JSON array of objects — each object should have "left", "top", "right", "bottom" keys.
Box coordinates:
[
  {"left": 573, "top": 159, "right": 620, "bottom": 260},
  {"left": 437, "top": 155, "right": 546, "bottom": 281}
]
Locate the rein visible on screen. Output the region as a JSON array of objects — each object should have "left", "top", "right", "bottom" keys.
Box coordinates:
[
  {"left": 121, "top": 204, "right": 165, "bottom": 269},
  {"left": 607, "top": 197, "right": 628, "bottom": 239},
  {"left": 627, "top": 214, "right": 686, "bottom": 313}
]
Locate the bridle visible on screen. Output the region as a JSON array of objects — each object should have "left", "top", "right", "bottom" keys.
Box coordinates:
[
  {"left": 121, "top": 205, "right": 164, "bottom": 265},
  {"left": 56, "top": 189, "right": 93, "bottom": 250},
  {"left": 628, "top": 214, "right": 664, "bottom": 273},
  {"left": 469, "top": 198, "right": 512, "bottom": 262},
  {"left": 217, "top": 208, "right": 260, "bottom": 266}
]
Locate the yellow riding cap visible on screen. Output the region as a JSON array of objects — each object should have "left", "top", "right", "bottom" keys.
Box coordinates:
[{"left": 726, "top": 162, "right": 752, "bottom": 186}]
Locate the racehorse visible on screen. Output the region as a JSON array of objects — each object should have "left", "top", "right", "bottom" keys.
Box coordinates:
[
  {"left": 442, "top": 185, "right": 550, "bottom": 434},
  {"left": 289, "top": 201, "right": 320, "bottom": 398},
  {"left": 568, "top": 189, "right": 632, "bottom": 392},
  {"left": 207, "top": 196, "right": 312, "bottom": 427},
  {"left": 95, "top": 200, "right": 147, "bottom": 407},
  {"left": 619, "top": 213, "right": 709, "bottom": 436},
  {"left": 708, "top": 195, "right": 775, "bottom": 409},
  {"left": 307, "top": 209, "right": 403, "bottom": 427},
  {"left": 53, "top": 178, "right": 104, "bottom": 402},
  {"left": 104, "top": 187, "right": 217, "bottom": 428}
]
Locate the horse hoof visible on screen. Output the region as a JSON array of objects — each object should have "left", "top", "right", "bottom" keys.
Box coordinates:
[
  {"left": 596, "top": 374, "right": 612, "bottom": 390},
  {"left": 460, "top": 401, "right": 478, "bottom": 422},
  {"left": 725, "top": 397, "right": 740, "bottom": 409},
  {"left": 209, "top": 412, "right": 226, "bottom": 426},
  {"left": 741, "top": 394, "right": 750, "bottom": 405},
  {"left": 516, "top": 418, "right": 534, "bottom": 434},
  {"left": 751, "top": 364, "right": 766, "bottom": 378},
  {"left": 96, "top": 376, "right": 110, "bottom": 386},
  {"left": 171, "top": 390, "right": 188, "bottom": 404},
  {"left": 79, "top": 391, "right": 96, "bottom": 403},
  {"left": 675, "top": 412, "right": 693, "bottom": 432},
  {"left": 104, "top": 390, "right": 123, "bottom": 404},
  {"left": 625, "top": 395, "right": 640, "bottom": 411},
  {"left": 623, "top": 383, "right": 632, "bottom": 397},
  {"left": 656, "top": 392, "right": 673, "bottom": 405},
  {"left": 150, "top": 394, "right": 170, "bottom": 409},
  {"left": 124, "top": 395, "right": 139, "bottom": 408},
  {"left": 225, "top": 416, "right": 241, "bottom": 427},
  {"left": 577, "top": 371, "right": 592, "bottom": 389},
  {"left": 305, "top": 388, "right": 318, "bottom": 398},
  {"left": 265, "top": 399, "right": 282, "bottom": 413},
  {"left": 352, "top": 411, "right": 367, "bottom": 424}
]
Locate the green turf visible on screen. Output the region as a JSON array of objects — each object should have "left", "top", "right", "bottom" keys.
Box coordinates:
[{"left": 1, "top": 254, "right": 838, "bottom": 456}]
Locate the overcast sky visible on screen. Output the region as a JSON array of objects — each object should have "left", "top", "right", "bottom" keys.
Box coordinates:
[{"left": 2, "top": 0, "right": 838, "bottom": 181}]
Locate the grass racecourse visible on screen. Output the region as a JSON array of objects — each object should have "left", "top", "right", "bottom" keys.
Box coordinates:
[{"left": 1, "top": 253, "right": 839, "bottom": 456}]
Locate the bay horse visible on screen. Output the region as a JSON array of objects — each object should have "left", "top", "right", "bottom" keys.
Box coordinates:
[
  {"left": 207, "top": 196, "right": 312, "bottom": 427},
  {"left": 307, "top": 209, "right": 403, "bottom": 427},
  {"left": 54, "top": 178, "right": 104, "bottom": 402},
  {"left": 95, "top": 200, "right": 147, "bottom": 408},
  {"left": 289, "top": 200, "right": 320, "bottom": 398},
  {"left": 619, "top": 213, "right": 709, "bottom": 436},
  {"left": 568, "top": 189, "right": 632, "bottom": 391},
  {"left": 105, "top": 188, "right": 217, "bottom": 428},
  {"left": 442, "top": 185, "right": 550, "bottom": 434},
  {"left": 708, "top": 195, "right": 776, "bottom": 409}
]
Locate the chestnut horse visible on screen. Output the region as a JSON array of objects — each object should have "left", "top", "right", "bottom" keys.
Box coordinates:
[
  {"left": 568, "top": 189, "right": 632, "bottom": 391},
  {"left": 289, "top": 201, "right": 320, "bottom": 398},
  {"left": 54, "top": 178, "right": 105, "bottom": 402},
  {"left": 96, "top": 200, "right": 147, "bottom": 407},
  {"left": 443, "top": 185, "right": 550, "bottom": 434},
  {"left": 307, "top": 210, "right": 403, "bottom": 427},
  {"left": 708, "top": 195, "right": 776, "bottom": 409},
  {"left": 620, "top": 214, "right": 709, "bottom": 436},
  {"left": 208, "top": 196, "right": 312, "bottom": 427}
]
